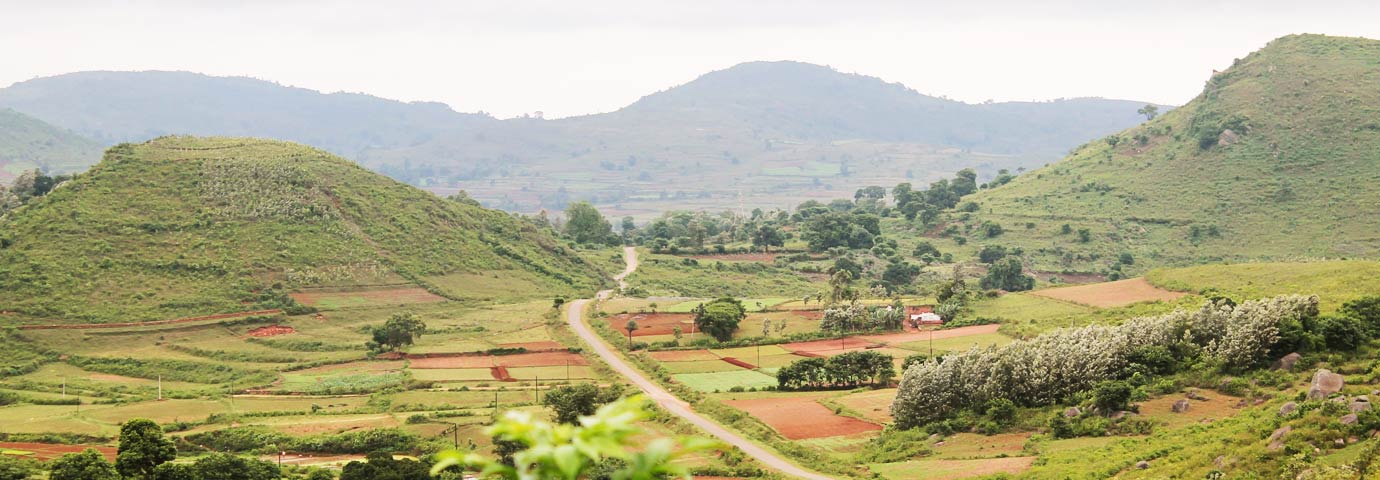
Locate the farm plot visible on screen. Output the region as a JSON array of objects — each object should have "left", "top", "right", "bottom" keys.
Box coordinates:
[
  {"left": 674, "top": 370, "right": 778, "bottom": 392},
  {"left": 607, "top": 313, "right": 696, "bottom": 337},
  {"left": 868, "top": 457, "right": 1036, "bottom": 480},
  {"left": 288, "top": 287, "right": 447, "bottom": 310},
  {"left": 277, "top": 361, "right": 407, "bottom": 394},
  {"left": 1028, "top": 278, "right": 1186, "bottom": 308},
  {"left": 723, "top": 397, "right": 881, "bottom": 439},
  {"left": 893, "top": 334, "right": 1014, "bottom": 354},
  {"left": 664, "top": 298, "right": 792, "bottom": 313},
  {"left": 408, "top": 351, "right": 587, "bottom": 369},
  {"left": 506, "top": 365, "right": 596, "bottom": 382},
  {"left": 409, "top": 368, "right": 501, "bottom": 383},
  {"left": 0, "top": 442, "right": 117, "bottom": 462},
  {"left": 781, "top": 337, "right": 882, "bottom": 357},
  {"left": 647, "top": 350, "right": 720, "bottom": 362},
  {"left": 660, "top": 359, "right": 745, "bottom": 374},
  {"left": 835, "top": 388, "right": 898, "bottom": 424}
]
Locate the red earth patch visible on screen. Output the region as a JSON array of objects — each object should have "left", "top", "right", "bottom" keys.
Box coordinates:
[
  {"left": 723, "top": 397, "right": 881, "bottom": 439},
  {"left": 410, "top": 351, "right": 589, "bottom": 369},
  {"left": 0, "top": 442, "right": 117, "bottom": 462},
  {"left": 608, "top": 313, "right": 697, "bottom": 336},
  {"left": 247, "top": 325, "right": 296, "bottom": 337}
]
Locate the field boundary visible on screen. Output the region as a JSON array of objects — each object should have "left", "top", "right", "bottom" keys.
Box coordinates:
[{"left": 17, "top": 309, "right": 283, "bottom": 330}]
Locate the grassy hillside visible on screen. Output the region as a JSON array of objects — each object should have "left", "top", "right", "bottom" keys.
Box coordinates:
[
  {"left": 0, "top": 108, "right": 102, "bottom": 182},
  {"left": 959, "top": 34, "right": 1380, "bottom": 274},
  {"left": 0, "top": 136, "right": 605, "bottom": 324}
]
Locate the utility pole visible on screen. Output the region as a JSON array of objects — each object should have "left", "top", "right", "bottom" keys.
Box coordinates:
[
  {"left": 929, "top": 328, "right": 934, "bottom": 357},
  {"left": 158, "top": 375, "right": 163, "bottom": 400},
  {"left": 533, "top": 376, "right": 539, "bottom": 404}
]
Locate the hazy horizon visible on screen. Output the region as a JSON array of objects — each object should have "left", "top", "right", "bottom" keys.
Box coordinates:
[{"left": 3, "top": 0, "right": 1379, "bottom": 119}]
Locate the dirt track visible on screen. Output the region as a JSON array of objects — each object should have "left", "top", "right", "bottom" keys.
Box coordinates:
[{"left": 567, "top": 247, "right": 834, "bottom": 480}]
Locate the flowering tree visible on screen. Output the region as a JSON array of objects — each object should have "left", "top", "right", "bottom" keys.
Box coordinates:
[{"left": 891, "top": 295, "right": 1318, "bottom": 428}]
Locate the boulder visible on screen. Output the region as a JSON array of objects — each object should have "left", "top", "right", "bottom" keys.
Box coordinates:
[
  {"left": 1272, "top": 352, "right": 1302, "bottom": 371},
  {"left": 1135, "top": 460, "right": 1149, "bottom": 470},
  {"left": 1342, "top": 414, "right": 1359, "bottom": 425},
  {"left": 1279, "top": 402, "right": 1298, "bottom": 416},
  {"left": 1309, "top": 369, "right": 1345, "bottom": 400},
  {"left": 1331, "top": 396, "right": 1349, "bottom": 405},
  {"left": 1350, "top": 401, "right": 1372, "bottom": 412},
  {"left": 1268, "top": 426, "right": 1292, "bottom": 450},
  {"left": 1218, "top": 128, "right": 1241, "bottom": 146},
  {"left": 1111, "top": 411, "right": 1137, "bottom": 421},
  {"left": 1171, "top": 399, "right": 1192, "bottom": 413},
  {"left": 1063, "top": 407, "right": 1082, "bottom": 418},
  {"left": 1356, "top": 395, "right": 1370, "bottom": 403},
  {"left": 1185, "top": 388, "right": 1208, "bottom": 401}
]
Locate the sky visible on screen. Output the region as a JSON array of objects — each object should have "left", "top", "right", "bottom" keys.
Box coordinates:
[{"left": 2, "top": 0, "right": 1378, "bottom": 119}]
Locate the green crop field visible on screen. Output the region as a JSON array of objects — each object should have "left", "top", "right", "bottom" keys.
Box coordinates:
[{"left": 673, "top": 370, "right": 778, "bottom": 392}]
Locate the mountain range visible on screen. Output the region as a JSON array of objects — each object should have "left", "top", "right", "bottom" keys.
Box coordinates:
[{"left": 0, "top": 63, "right": 1157, "bottom": 217}]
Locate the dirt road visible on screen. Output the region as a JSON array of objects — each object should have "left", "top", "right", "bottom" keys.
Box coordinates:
[{"left": 567, "top": 246, "right": 833, "bottom": 479}]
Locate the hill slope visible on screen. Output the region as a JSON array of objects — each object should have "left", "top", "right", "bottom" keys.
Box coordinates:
[
  {"left": 0, "top": 71, "right": 493, "bottom": 156},
  {"left": 960, "top": 34, "right": 1380, "bottom": 274},
  {"left": 0, "top": 108, "right": 102, "bottom": 182},
  {"left": 362, "top": 61, "right": 1156, "bottom": 215},
  {"left": 0, "top": 65, "right": 1155, "bottom": 216},
  {"left": 0, "top": 136, "right": 604, "bottom": 324}
]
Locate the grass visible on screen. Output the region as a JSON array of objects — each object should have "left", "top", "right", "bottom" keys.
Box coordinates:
[
  {"left": 955, "top": 34, "right": 1380, "bottom": 275},
  {"left": 0, "top": 136, "right": 604, "bottom": 324},
  {"left": 673, "top": 370, "right": 778, "bottom": 392},
  {"left": 1147, "top": 260, "right": 1380, "bottom": 313},
  {"left": 625, "top": 252, "right": 822, "bottom": 298},
  {"left": 660, "top": 360, "right": 744, "bottom": 374},
  {"left": 663, "top": 298, "right": 793, "bottom": 313},
  {"left": 893, "top": 333, "right": 1014, "bottom": 354}
]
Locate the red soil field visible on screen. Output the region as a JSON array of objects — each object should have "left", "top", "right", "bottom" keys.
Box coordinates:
[
  {"left": 608, "top": 313, "right": 697, "bottom": 336},
  {"left": 289, "top": 287, "right": 446, "bottom": 306},
  {"left": 647, "top": 350, "right": 720, "bottom": 362},
  {"left": 410, "top": 351, "right": 588, "bottom": 369},
  {"left": 247, "top": 325, "right": 296, "bottom": 337},
  {"left": 723, "top": 397, "right": 881, "bottom": 439},
  {"left": 1028, "top": 278, "right": 1187, "bottom": 308},
  {"left": 491, "top": 366, "right": 515, "bottom": 382},
  {"left": 859, "top": 324, "right": 1001, "bottom": 345},
  {"left": 720, "top": 357, "right": 756, "bottom": 369},
  {"left": 0, "top": 442, "right": 117, "bottom": 461}
]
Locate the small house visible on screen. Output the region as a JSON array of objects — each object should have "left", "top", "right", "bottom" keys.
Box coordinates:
[{"left": 906, "top": 305, "right": 943, "bottom": 325}]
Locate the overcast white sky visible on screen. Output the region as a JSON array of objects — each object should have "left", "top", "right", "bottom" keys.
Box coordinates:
[{"left": 2, "top": 0, "right": 1378, "bottom": 118}]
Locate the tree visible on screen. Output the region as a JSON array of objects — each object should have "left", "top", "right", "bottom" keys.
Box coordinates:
[
  {"left": 116, "top": 418, "right": 177, "bottom": 479},
  {"left": 882, "top": 261, "right": 921, "bottom": 289},
  {"left": 912, "top": 242, "right": 940, "bottom": 262},
  {"left": 341, "top": 452, "right": 427, "bottom": 480},
  {"left": 189, "top": 453, "right": 281, "bottom": 480},
  {"left": 0, "top": 455, "right": 36, "bottom": 480},
  {"left": 50, "top": 449, "right": 119, "bottom": 480},
  {"left": 1092, "top": 380, "right": 1133, "bottom": 414},
  {"left": 750, "top": 225, "right": 784, "bottom": 253},
  {"left": 1077, "top": 228, "right": 1092, "bottom": 243},
  {"left": 431, "top": 396, "right": 719, "bottom": 480},
  {"left": 563, "top": 201, "right": 614, "bottom": 245},
  {"left": 543, "top": 383, "right": 625, "bottom": 424},
  {"left": 693, "top": 298, "right": 746, "bottom": 341},
  {"left": 624, "top": 319, "right": 638, "bottom": 348},
  {"left": 1137, "top": 104, "right": 1159, "bottom": 120},
  {"left": 977, "top": 245, "right": 1008, "bottom": 264},
  {"left": 827, "top": 269, "right": 856, "bottom": 305},
  {"left": 367, "top": 312, "right": 427, "bottom": 353},
  {"left": 979, "top": 257, "right": 1035, "bottom": 292}
]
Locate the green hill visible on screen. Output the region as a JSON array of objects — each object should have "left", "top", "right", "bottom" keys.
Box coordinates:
[
  {"left": 956, "top": 34, "right": 1380, "bottom": 275},
  {"left": 0, "top": 136, "right": 605, "bottom": 324},
  {"left": 0, "top": 108, "right": 102, "bottom": 182}
]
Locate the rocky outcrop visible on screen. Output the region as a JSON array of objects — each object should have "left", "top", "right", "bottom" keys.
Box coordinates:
[{"left": 1309, "top": 369, "right": 1344, "bottom": 400}]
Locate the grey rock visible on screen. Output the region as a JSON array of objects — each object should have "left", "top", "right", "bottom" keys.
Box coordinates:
[
  {"left": 1171, "top": 399, "right": 1192, "bottom": 413},
  {"left": 1351, "top": 401, "right": 1372, "bottom": 412},
  {"left": 1268, "top": 426, "right": 1291, "bottom": 450},
  {"left": 1279, "top": 402, "right": 1298, "bottom": 416},
  {"left": 1185, "top": 388, "right": 1208, "bottom": 401},
  {"left": 1063, "top": 407, "right": 1082, "bottom": 418},
  {"left": 1309, "top": 369, "right": 1345, "bottom": 400},
  {"left": 1342, "top": 414, "right": 1359, "bottom": 425},
  {"left": 1272, "top": 352, "right": 1302, "bottom": 371},
  {"left": 1135, "top": 460, "right": 1149, "bottom": 470}
]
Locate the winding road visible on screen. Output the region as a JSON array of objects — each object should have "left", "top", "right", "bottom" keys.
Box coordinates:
[{"left": 566, "top": 246, "right": 834, "bottom": 480}]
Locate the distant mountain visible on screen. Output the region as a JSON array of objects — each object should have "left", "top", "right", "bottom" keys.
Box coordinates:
[
  {"left": 957, "top": 34, "right": 1380, "bottom": 273},
  {"left": 0, "top": 136, "right": 604, "bottom": 324},
  {"left": 0, "top": 65, "right": 1159, "bottom": 216},
  {"left": 0, "top": 71, "right": 493, "bottom": 156},
  {"left": 0, "top": 108, "right": 102, "bottom": 182}
]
